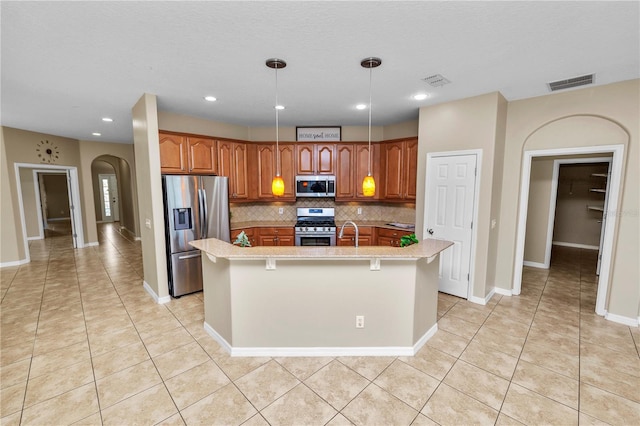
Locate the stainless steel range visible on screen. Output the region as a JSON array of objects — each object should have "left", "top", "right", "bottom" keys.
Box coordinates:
[{"left": 295, "top": 208, "right": 336, "bottom": 246}]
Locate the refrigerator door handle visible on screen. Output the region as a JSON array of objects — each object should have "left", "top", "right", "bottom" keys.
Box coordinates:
[
  {"left": 199, "top": 188, "right": 208, "bottom": 238},
  {"left": 178, "top": 253, "right": 201, "bottom": 260}
]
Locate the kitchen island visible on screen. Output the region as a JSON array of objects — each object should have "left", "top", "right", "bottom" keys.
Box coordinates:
[{"left": 189, "top": 238, "right": 453, "bottom": 357}]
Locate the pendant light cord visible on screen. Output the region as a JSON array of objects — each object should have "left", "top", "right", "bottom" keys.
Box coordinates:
[
  {"left": 275, "top": 65, "right": 280, "bottom": 177},
  {"left": 367, "top": 65, "right": 372, "bottom": 176}
]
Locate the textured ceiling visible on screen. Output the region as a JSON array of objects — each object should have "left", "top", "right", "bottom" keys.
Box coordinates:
[{"left": 1, "top": 1, "right": 638, "bottom": 143}]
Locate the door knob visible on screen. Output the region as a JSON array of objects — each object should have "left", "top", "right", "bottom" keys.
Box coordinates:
[{"left": 427, "top": 228, "right": 434, "bottom": 235}]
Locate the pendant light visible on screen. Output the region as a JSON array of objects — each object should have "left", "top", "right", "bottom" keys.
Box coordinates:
[
  {"left": 361, "top": 57, "right": 381, "bottom": 197},
  {"left": 267, "top": 58, "right": 286, "bottom": 197}
]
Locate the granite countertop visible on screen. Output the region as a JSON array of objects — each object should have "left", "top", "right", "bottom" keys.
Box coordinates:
[{"left": 190, "top": 237, "right": 452, "bottom": 260}]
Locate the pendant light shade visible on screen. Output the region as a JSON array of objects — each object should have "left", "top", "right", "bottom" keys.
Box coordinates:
[
  {"left": 267, "top": 58, "right": 286, "bottom": 197},
  {"left": 361, "top": 57, "right": 381, "bottom": 197},
  {"left": 271, "top": 175, "right": 285, "bottom": 196},
  {"left": 362, "top": 174, "right": 376, "bottom": 196}
]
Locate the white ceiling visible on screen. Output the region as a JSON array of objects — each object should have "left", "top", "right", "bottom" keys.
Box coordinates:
[{"left": 2, "top": 1, "right": 638, "bottom": 144}]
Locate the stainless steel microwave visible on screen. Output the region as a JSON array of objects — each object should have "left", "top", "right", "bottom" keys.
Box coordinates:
[{"left": 295, "top": 175, "right": 336, "bottom": 197}]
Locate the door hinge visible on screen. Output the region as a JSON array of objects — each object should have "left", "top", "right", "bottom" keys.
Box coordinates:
[
  {"left": 475, "top": 168, "right": 477, "bottom": 176},
  {"left": 470, "top": 221, "right": 473, "bottom": 230},
  {"left": 467, "top": 273, "right": 470, "bottom": 281},
  {"left": 73, "top": 233, "right": 77, "bottom": 238}
]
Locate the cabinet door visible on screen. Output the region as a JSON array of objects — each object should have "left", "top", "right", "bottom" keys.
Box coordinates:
[
  {"left": 256, "top": 144, "right": 276, "bottom": 199},
  {"left": 257, "top": 235, "right": 278, "bottom": 246},
  {"left": 376, "top": 236, "right": 397, "bottom": 247},
  {"left": 382, "top": 141, "right": 404, "bottom": 200},
  {"left": 296, "top": 144, "right": 315, "bottom": 175},
  {"left": 278, "top": 143, "right": 296, "bottom": 200},
  {"left": 159, "top": 133, "right": 188, "bottom": 174},
  {"left": 188, "top": 137, "right": 217, "bottom": 174},
  {"left": 277, "top": 235, "right": 295, "bottom": 246},
  {"left": 217, "top": 140, "right": 248, "bottom": 200},
  {"left": 403, "top": 138, "right": 418, "bottom": 200},
  {"left": 232, "top": 143, "right": 249, "bottom": 199},
  {"left": 335, "top": 144, "right": 355, "bottom": 199},
  {"left": 355, "top": 143, "right": 380, "bottom": 199},
  {"left": 316, "top": 144, "right": 335, "bottom": 175}
]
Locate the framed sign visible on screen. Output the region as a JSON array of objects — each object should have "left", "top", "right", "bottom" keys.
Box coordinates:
[{"left": 296, "top": 126, "right": 342, "bottom": 142}]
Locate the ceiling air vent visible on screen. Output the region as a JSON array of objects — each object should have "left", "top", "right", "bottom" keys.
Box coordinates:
[
  {"left": 548, "top": 74, "right": 595, "bottom": 91},
  {"left": 422, "top": 74, "right": 451, "bottom": 87}
]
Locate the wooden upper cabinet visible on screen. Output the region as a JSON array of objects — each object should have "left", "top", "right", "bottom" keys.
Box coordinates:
[
  {"left": 159, "top": 132, "right": 216, "bottom": 175},
  {"left": 382, "top": 138, "right": 418, "bottom": 201},
  {"left": 382, "top": 141, "right": 404, "bottom": 200},
  {"left": 403, "top": 138, "right": 418, "bottom": 201},
  {"left": 335, "top": 144, "right": 355, "bottom": 199},
  {"left": 217, "top": 139, "right": 249, "bottom": 200},
  {"left": 295, "top": 143, "right": 335, "bottom": 175},
  {"left": 252, "top": 143, "right": 295, "bottom": 201},
  {"left": 355, "top": 143, "right": 381, "bottom": 200},
  {"left": 187, "top": 137, "right": 217, "bottom": 174},
  {"left": 278, "top": 143, "right": 296, "bottom": 200},
  {"left": 159, "top": 133, "right": 188, "bottom": 174}
]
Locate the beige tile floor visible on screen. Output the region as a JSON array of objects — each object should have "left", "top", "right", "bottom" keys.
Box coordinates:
[{"left": 1, "top": 223, "right": 639, "bottom": 425}]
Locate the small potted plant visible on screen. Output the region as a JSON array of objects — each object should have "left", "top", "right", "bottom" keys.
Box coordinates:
[
  {"left": 233, "top": 230, "right": 252, "bottom": 247},
  {"left": 400, "top": 233, "right": 419, "bottom": 247}
]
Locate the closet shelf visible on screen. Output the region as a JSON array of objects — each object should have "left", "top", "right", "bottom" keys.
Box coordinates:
[
  {"left": 589, "top": 188, "right": 607, "bottom": 193},
  {"left": 587, "top": 205, "right": 605, "bottom": 212},
  {"left": 591, "top": 173, "right": 608, "bottom": 178}
]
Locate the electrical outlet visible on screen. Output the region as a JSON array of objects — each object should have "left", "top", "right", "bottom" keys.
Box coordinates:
[
  {"left": 355, "top": 315, "right": 365, "bottom": 328},
  {"left": 278, "top": 208, "right": 284, "bottom": 215},
  {"left": 357, "top": 207, "right": 362, "bottom": 215}
]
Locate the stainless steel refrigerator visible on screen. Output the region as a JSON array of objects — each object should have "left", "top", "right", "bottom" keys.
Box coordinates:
[{"left": 162, "top": 175, "right": 230, "bottom": 297}]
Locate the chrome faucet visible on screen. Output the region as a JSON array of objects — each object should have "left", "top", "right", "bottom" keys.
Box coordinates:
[{"left": 338, "top": 220, "right": 359, "bottom": 247}]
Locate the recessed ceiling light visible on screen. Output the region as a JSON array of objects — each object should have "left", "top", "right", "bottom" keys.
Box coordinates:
[
  {"left": 356, "top": 104, "right": 367, "bottom": 110},
  {"left": 92, "top": 132, "right": 101, "bottom": 136},
  {"left": 413, "top": 93, "right": 430, "bottom": 100},
  {"left": 102, "top": 117, "right": 113, "bottom": 122},
  {"left": 275, "top": 105, "right": 285, "bottom": 110},
  {"left": 204, "top": 96, "right": 217, "bottom": 102}
]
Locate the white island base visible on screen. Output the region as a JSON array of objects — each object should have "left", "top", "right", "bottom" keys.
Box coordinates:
[{"left": 190, "top": 239, "right": 452, "bottom": 357}]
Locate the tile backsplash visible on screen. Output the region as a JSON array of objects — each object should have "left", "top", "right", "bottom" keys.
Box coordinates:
[{"left": 230, "top": 199, "right": 416, "bottom": 224}]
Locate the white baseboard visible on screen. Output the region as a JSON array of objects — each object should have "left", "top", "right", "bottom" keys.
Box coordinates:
[
  {"left": 604, "top": 311, "right": 639, "bottom": 327},
  {"left": 143, "top": 281, "right": 171, "bottom": 304},
  {"left": 27, "top": 236, "right": 44, "bottom": 241},
  {"left": 523, "top": 261, "right": 549, "bottom": 269},
  {"left": 48, "top": 217, "right": 71, "bottom": 222},
  {"left": 468, "top": 288, "right": 496, "bottom": 305},
  {"left": 84, "top": 241, "right": 99, "bottom": 247},
  {"left": 0, "top": 258, "right": 30, "bottom": 268},
  {"left": 494, "top": 287, "right": 513, "bottom": 297},
  {"left": 203, "top": 322, "right": 438, "bottom": 358},
  {"left": 552, "top": 241, "right": 599, "bottom": 250}
]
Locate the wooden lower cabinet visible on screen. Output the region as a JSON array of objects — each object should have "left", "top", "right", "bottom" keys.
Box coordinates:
[
  {"left": 336, "top": 226, "right": 374, "bottom": 246},
  {"left": 256, "top": 227, "right": 295, "bottom": 246},
  {"left": 376, "top": 227, "right": 412, "bottom": 247}
]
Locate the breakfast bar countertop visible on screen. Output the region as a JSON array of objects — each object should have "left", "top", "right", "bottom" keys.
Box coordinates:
[{"left": 190, "top": 237, "right": 452, "bottom": 260}]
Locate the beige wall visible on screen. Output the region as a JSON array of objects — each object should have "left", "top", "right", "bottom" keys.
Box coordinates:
[
  {"left": 524, "top": 159, "right": 555, "bottom": 264},
  {"left": 133, "top": 94, "right": 168, "bottom": 300},
  {"left": 78, "top": 140, "right": 139, "bottom": 242},
  {"left": 1, "top": 130, "right": 25, "bottom": 265},
  {"left": 496, "top": 79, "right": 639, "bottom": 320},
  {"left": 160, "top": 110, "right": 417, "bottom": 143},
  {"left": 416, "top": 92, "right": 507, "bottom": 300}
]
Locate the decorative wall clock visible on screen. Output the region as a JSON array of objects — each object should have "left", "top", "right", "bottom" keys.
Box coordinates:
[{"left": 36, "top": 140, "right": 60, "bottom": 163}]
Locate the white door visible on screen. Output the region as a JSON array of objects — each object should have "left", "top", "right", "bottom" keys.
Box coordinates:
[
  {"left": 425, "top": 154, "right": 477, "bottom": 298},
  {"left": 98, "top": 174, "right": 119, "bottom": 222},
  {"left": 66, "top": 171, "right": 78, "bottom": 248}
]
